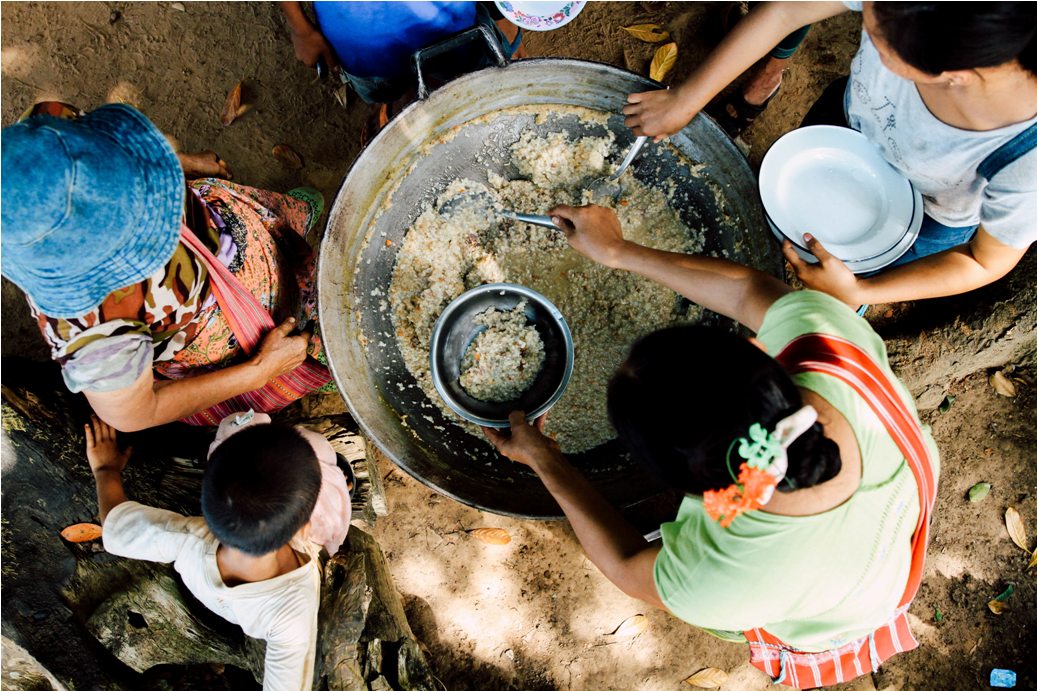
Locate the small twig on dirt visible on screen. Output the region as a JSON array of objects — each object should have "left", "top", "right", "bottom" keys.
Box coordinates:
[{"left": 80, "top": 22, "right": 106, "bottom": 41}]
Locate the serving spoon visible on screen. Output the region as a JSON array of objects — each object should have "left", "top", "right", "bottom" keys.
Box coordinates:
[
  {"left": 585, "top": 135, "right": 649, "bottom": 202},
  {"left": 439, "top": 188, "right": 562, "bottom": 231}
]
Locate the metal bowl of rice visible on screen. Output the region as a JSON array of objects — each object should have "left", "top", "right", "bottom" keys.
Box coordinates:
[{"left": 430, "top": 283, "right": 574, "bottom": 428}]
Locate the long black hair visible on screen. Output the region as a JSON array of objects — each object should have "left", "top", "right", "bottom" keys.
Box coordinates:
[
  {"left": 607, "top": 325, "right": 841, "bottom": 496},
  {"left": 871, "top": 2, "right": 1037, "bottom": 76}
]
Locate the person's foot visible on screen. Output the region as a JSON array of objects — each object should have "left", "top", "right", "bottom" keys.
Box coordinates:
[
  {"left": 496, "top": 18, "right": 528, "bottom": 59},
  {"left": 707, "top": 87, "right": 781, "bottom": 139},
  {"left": 360, "top": 103, "right": 391, "bottom": 147},
  {"left": 706, "top": 55, "right": 788, "bottom": 138},
  {"left": 742, "top": 55, "right": 788, "bottom": 106}
]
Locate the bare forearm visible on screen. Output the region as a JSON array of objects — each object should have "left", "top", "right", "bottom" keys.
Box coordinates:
[
  {"left": 94, "top": 470, "right": 128, "bottom": 523},
  {"left": 533, "top": 453, "right": 662, "bottom": 604},
  {"left": 611, "top": 242, "right": 789, "bottom": 332},
  {"left": 856, "top": 247, "right": 1020, "bottom": 303},
  {"left": 279, "top": 1, "right": 314, "bottom": 34},
  {"left": 673, "top": 2, "right": 846, "bottom": 114},
  {"left": 147, "top": 364, "right": 265, "bottom": 424},
  {"left": 89, "top": 361, "right": 265, "bottom": 432}
]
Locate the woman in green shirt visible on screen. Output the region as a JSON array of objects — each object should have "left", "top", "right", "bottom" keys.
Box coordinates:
[{"left": 483, "top": 204, "right": 938, "bottom": 655}]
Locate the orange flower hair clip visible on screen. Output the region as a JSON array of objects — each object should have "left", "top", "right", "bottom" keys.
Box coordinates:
[{"left": 703, "top": 406, "right": 818, "bottom": 528}]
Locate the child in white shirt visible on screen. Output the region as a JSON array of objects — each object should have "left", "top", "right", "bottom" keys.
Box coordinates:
[{"left": 86, "top": 414, "right": 351, "bottom": 691}]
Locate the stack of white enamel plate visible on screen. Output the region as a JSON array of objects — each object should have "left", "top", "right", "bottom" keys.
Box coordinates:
[{"left": 759, "top": 126, "right": 923, "bottom": 273}]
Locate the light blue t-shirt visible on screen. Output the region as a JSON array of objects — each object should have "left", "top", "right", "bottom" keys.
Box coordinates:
[{"left": 841, "top": 1, "right": 1037, "bottom": 247}]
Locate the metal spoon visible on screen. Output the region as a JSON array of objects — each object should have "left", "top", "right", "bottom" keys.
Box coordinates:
[
  {"left": 587, "top": 135, "right": 649, "bottom": 202},
  {"left": 500, "top": 210, "right": 561, "bottom": 230},
  {"left": 438, "top": 188, "right": 561, "bottom": 231}
]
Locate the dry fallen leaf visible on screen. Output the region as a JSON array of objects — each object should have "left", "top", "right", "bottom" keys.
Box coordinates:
[
  {"left": 234, "top": 104, "right": 252, "bottom": 119},
  {"left": 990, "top": 370, "right": 1017, "bottom": 398},
  {"left": 221, "top": 82, "right": 243, "bottom": 126},
  {"left": 170, "top": 2, "right": 185, "bottom": 11},
  {"left": 468, "top": 527, "right": 511, "bottom": 545},
  {"left": 649, "top": 42, "right": 678, "bottom": 83},
  {"left": 622, "top": 24, "right": 670, "bottom": 43},
  {"left": 609, "top": 613, "right": 649, "bottom": 639},
  {"left": 60, "top": 523, "right": 103, "bottom": 543},
  {"left": 684, "top": 667, "right": 729, "bottom": 688},
  {"left": 1005, "top": 507, "right": 1029, "bottom": 553},
  {"left": 272, "top": 144, "right": 304, "bottom": 170},
  {"left": 1028, "top": 549, "right": 1037, "bottom": 571},
  {"left": 987, "top": 599, "right": 1006, "bottom": 615}
]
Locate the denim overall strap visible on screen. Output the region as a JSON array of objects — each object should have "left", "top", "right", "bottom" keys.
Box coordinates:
[{"left": 977, "top": 121, "right": 1037, "bottom": 181}]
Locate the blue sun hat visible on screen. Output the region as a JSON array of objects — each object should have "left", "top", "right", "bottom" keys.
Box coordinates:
[{"left": 1, "top": 103, "right": 185, "bottom": 318}]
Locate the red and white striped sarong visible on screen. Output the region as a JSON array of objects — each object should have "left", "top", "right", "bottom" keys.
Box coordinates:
[{"left": 743, "top": 333, "right": 938, "bottom": 689}]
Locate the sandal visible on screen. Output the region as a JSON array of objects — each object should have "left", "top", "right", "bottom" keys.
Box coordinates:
[
  {"left": 286, "top": 186, "right": 325, "bottom": 234},
  {"left": 335, "top": 452, "right": 357, "bottom": 498},
  {"left": 706, "top": 86, "right": 780, "bottom": 139}
]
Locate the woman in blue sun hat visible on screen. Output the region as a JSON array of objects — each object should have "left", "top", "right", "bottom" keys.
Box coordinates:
[{"left": 2, "top": 103, "right": 332, "bottom": 432}]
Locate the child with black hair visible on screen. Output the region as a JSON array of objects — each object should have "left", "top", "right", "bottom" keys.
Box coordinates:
[{"left": 87, "top": 413, "right": 351, "bottom": 691}]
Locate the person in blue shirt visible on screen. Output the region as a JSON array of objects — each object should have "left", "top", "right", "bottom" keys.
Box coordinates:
[{"left": 281, "top": 2, "right": 523, "bottom": 137}]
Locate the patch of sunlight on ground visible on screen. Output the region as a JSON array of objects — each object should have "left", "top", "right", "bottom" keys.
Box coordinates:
[
  {"left": 929, "top": 550, "right": 988, "bottom": 580},
  {"left": 1, "top": 45, "right": 68, "bottom": 107},
  {"left": 2, "top": 45, "right": 33, "bottom": 79}
]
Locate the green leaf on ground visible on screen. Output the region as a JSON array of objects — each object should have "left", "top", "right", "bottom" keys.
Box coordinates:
[{"left": 968, "top": 482, "right": 991, "bottom": 503}]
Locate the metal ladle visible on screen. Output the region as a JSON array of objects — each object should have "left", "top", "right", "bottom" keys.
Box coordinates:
[
  {"left": 439, "top": 188, "right": 562, "bottom": 231},
  {"left": 586, "top": 135, "right": 649, "bottom": 202}
]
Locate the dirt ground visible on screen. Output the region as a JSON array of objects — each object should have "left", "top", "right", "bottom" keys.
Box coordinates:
[{"left": 2, "top": 2, "right": 1035, "bottom": 690}]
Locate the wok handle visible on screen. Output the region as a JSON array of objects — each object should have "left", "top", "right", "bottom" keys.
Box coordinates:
[
  {"left": 414, "top": 24, "right": 508, "bottom": 100},
  {"left": 501, "top": 211, "right": 562, "bottom": 231}
]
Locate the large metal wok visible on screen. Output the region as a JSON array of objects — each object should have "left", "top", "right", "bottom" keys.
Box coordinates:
[{"left": 317, "top": 58, "right": 781, "bottom": 519}]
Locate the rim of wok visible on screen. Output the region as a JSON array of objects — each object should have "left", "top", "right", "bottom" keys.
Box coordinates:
[{"left": 317, "top": 57, "right": 782, "bottom": 519}]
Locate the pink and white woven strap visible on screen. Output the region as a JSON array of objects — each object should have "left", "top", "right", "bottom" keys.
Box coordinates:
[
  {"left": 178, "top": 223, "right": 272, "bottom": 352},
  {"left": 175, "top": 223, "right": 332, "bottom": 425}
]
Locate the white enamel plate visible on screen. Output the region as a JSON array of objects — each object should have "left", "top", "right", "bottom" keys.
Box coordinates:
[{"left": 760, "top": 126, "right": 916, "bottom": 263}]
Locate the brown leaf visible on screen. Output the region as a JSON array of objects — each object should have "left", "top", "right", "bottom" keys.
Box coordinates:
[
  {"left": 60, "top": 523, "right": 103, "bottom": 543},
  {"left": 649, "top": 43, "right": 678, "bottom": 83},
  {"left": 221, "top": 82, "right": 243, "bottom": 126},
  {"left": 234, "top": 104, "right": 252, "bottom": 119},
  {"left": 468, "top": 527, "right": 511, "bottom": 545},
  {"left": 622, "top": 24, "right": 670, "bottom": 43},
  {"left": 272, "top": 144, "right": 304, "bottom": 170},
  {"left": 684, "top": 667, "right": 729, "bottom": 688},
  {"left": 1027, "top": 549, "right": 1037, "bottom": 571},
  {"left": 608, "top": 613, "right": 649, "bottom": 639},
  {"left": 989, "top": 370, "right": 1017, "bottom": 397},
  {"left": 1005, "top": 507, "right": 1029, "bottom": 553},
  {"left": 987, "top": 599, "right": 1006, "bottom": 615}
]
